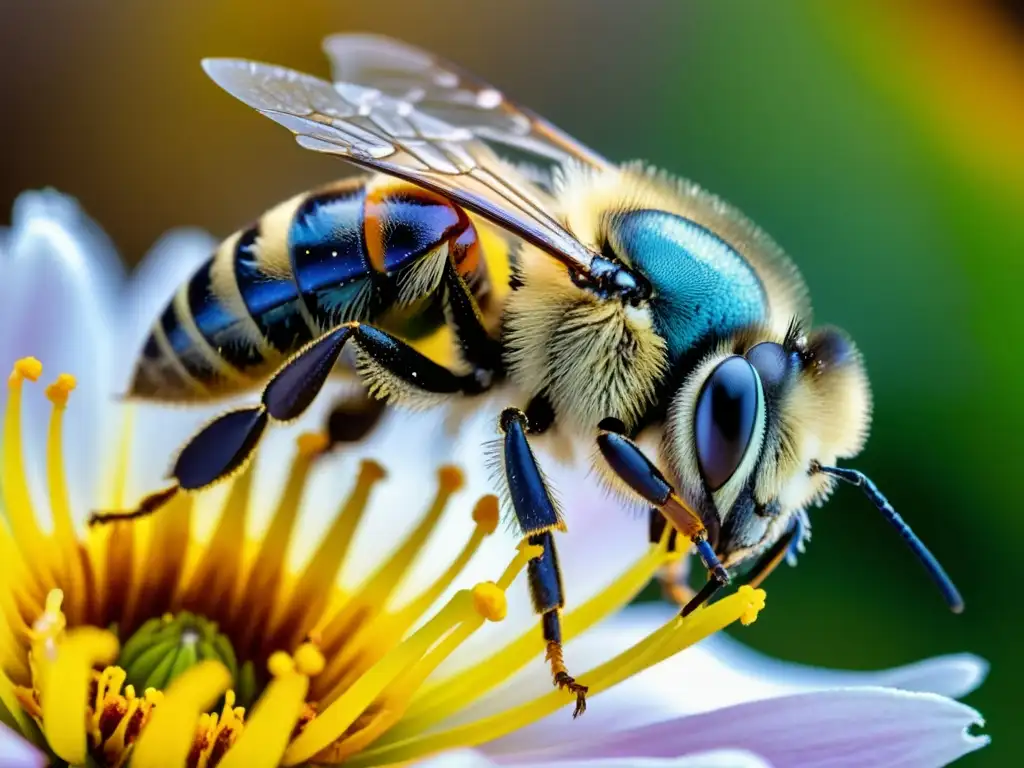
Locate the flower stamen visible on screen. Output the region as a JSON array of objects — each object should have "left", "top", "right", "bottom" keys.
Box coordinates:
[
  {"left": 345, "top": 586, "right": 767, "bottom": 768},
  {"left": 283, "top": 571, "right": 513, "bottom": 766},
  {"left": 3, "top": 358, "right": 53, "bottom": 594},
  {"left": 131, "top": 660, "right": 232, "bottom": 768},
  {"left": 398, "top": 527, "right": 675, "bottom": 733}
]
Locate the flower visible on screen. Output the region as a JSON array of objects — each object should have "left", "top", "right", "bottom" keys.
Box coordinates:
[{"left": 0, "top": 190, "right": 989, "bottom": 767}]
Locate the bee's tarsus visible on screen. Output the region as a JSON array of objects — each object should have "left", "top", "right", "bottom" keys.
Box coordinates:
[
  {"left": 88, "top": 485, "right": 181, "bottom": 527},
  {"left": 546, "top": 639, "right": 588, "bottom": 718}
]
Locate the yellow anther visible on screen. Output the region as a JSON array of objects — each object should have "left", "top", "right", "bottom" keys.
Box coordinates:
[
  {"left": 472, "top": 495, "right": 499, "bottom": 535},
  {"left": 438, "top": 465, "right": 465, "bottom": 492},
  {"left": 268, "top": 651, "right": 295, "bottom": 678},
  {"left": 737, "top": 585, "right": 767, "bottom": 626},
  {"left": 294, "top": 643, "right": 325, "bottom": 676},
  {"left": 297, "top": 432, "right": 330, "bottom": 456},
  {"left": 360, "top": 458, "right": 388, "bottom": 483},
  {"left": 44, "top": 373, "right": 77, "bottom": 407},
  {"left": 10, "top": 356, "right": 42, "bottom": 385},
  {"left": 471, "top": 582, "right": 507, "bottom": 622}
]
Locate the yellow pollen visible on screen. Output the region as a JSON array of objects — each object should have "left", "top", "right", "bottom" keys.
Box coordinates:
[
  {"left": 738, "top": 585, "right": 766, "bottom": 625},
  {"left": 471, "top": 495, "right": 500, "bottom": 534},
  {"left": 297, "top": 431, "right": 330, "bottom": 456},
  {"left": 10, "top": 356, "right": 42, "bottom": 384},
  {"left": 44, "top": 373, "right": 77, "bottom": 407},
  {"left": 268, "top": 651, "right": 296, "bottom": 678},
  {"left": 438, "top": 464, "right": 465, "bottom": 492},
  {"left": 294, "top": 643, "right": 326, "bottom": 676},
  {"left": 471, "top": 582, "right": 507, "bottom": 622}
]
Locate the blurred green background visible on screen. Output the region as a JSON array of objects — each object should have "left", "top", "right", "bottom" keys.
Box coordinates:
[{"left": 1, "top": 0, "right": 1020, "bottom": 764}]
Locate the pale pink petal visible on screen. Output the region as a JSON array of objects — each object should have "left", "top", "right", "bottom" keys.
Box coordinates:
[
  {"left": 0, "top": 723, "right": 48, "bottom": 768},
  {"left": 412, "top": 749, "right": 498, "bottom": 767},
  {"left": 495, "top": 689, "right": 987, "bottom": 768},
  {"left": 460, "top": 602, "right": 984, "bottom": 746},
  {"left": 412, "top": 749, "right": 772, "bottom": 768}
]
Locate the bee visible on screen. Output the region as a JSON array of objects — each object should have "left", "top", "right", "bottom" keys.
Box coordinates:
[{"left": 98, "top": 35, "right": 963, "bottom": 717}]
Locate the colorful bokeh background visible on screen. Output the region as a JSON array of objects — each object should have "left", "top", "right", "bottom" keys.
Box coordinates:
[{"left": 1, "top": 1, "right": 1020, "bottom": 764}]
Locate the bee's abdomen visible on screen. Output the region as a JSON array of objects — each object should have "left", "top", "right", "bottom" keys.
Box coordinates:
[
  {"left": 288, "top": 180, "right": 378, "bottom": 324},
  {"left": 130, "top": 175, "right": 489, "bottom": 402},
  {"left": 130, "top": 248, "right": 276, "bottom": 401}
]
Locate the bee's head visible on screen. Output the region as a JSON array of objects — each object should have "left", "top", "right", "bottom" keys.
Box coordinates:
[{"left": 664, "top": 322, "right": 872, "bottom": 568}]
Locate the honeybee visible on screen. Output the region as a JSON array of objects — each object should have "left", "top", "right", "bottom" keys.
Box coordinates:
[{"left": 100, "top": 35, "right": 963, "bottom": 717}]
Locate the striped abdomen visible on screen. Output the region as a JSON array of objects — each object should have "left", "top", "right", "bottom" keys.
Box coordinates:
[{"left": 131, "top": 175, "right": 489, "bottom": 401}]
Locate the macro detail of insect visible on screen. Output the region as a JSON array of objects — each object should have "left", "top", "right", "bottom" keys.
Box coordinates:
[{"left": 96, "top": 34, "right": 964, "bottom": 717}]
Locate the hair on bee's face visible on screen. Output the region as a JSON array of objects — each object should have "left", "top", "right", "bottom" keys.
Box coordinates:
[{"left": 663, "top": 322, "right": 872, "bottom": 567}]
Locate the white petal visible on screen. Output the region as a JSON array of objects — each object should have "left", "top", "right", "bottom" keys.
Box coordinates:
[
  {"left": 0, "top": 723, "right": 48, "bottom": 768},
  {"left": 484, "top": 603, "right": 987, "bottom": 750},
  {"left": 497, "top": 688, "right": 987, "bottom": 768},
  {"left": 119, "top": 227, "right": 218, "bottom": 383},
  {"left": 0, "top": 190, "right": 125, "bottom": 516},
  {"left": 118, "top": 228, "right": 220, "bottom": 499}
]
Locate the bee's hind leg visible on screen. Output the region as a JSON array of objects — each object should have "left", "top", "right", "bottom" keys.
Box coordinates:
[{"left": 497, "top": 406, "right": 588, "bottom": 718}]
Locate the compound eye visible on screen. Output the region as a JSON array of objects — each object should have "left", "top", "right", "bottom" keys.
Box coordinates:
[{"left": 694, "top": 356, "right": 760, "bottom": 491}]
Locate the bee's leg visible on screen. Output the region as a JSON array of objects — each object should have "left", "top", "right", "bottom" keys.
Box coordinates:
[
  {"left": 649, "top": 509, "right": 695, "bottom": 606},
  {"left": 497, "top": 406, "right": 587, "bottom": 718},
  {"left": 440, "top": 256, "right": 504, "bottom": 379},
  {"left": 325, "top": 390, "right": 387, "bottom": 447},
  {"left": 596, "top": 420, "right": 731, "bottom": 617},
  {"left": 90, "top": 322, "right": 489, "bottom": 525}
]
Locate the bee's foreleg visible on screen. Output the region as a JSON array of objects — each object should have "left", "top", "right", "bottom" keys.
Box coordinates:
[
  {"left": 498, "top": 406, "right": 587, "bottom": 718},
  {"left": 596, "top": 420, "right": 731, "bottom": 616}
]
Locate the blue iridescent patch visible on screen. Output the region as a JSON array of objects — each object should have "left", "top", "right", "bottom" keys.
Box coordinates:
[{"left": 609, "top": 210, "right": 768, "bottom": 361}]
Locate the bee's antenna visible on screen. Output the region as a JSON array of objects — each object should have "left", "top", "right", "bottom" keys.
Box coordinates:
[{"left": 812, "top": 461, "right": 964, "bottom": 613}]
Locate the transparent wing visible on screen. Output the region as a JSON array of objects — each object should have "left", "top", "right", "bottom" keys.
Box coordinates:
[
  {"left": 202, "top": 58, "right": 600, "bottom": 275},
  {"left": 322, "top": 33, "right": 610, "bottom": 170}
]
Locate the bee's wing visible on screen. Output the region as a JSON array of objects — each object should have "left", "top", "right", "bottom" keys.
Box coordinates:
[
  {"left": 321, "top": 33, "right": 610, "bottom": 171},
  {"left": 202, "top": 58, "right": 600, "bottom": 276}
]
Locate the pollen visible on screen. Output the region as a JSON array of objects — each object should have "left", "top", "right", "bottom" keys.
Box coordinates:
[
  {"left": 438, "top": 464, "right": 465, "bottom": 492},
  {"left": 471, "top": 582, "right": 507, "bottom": 622},
  {"left": 45, "top": 372, "right": 77, "bottom": 406},
  {"left": 294, "top": 643, "right": 326, "bottom": 677},
  {"left": 738, "top": 585, "right": 767, "bottom": 626},
  {"left": 296, "top": 431, "right": 330, "bottom": 456},
  {"left": 10, "top": 355, "right": 42, "bottom": 384},
  {"left": 471, "top": 495, "right": 500, "bottom": 534}
]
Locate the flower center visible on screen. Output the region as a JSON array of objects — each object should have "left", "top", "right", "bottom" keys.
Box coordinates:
[{"left": 117, "top": 612, "right": 259, "bottom": 709}]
